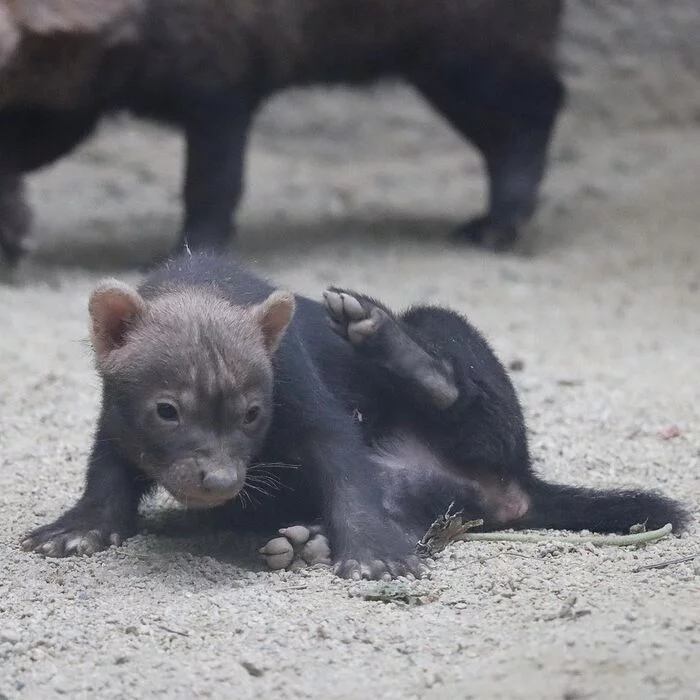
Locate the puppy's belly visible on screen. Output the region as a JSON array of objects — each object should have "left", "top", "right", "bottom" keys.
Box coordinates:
[{"left": 370, "top": 430, "right": 530, "bottom": 526}]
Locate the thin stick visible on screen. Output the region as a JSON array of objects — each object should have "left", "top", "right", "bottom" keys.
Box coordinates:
[
  {"left": 456, "top": 523, "right": 673, "bottom": 547},
  {"left": 273, "top": 584, "right": 309, "bottom": 592},
  {"left": 157, "top": 624, "right": 189, "bottom": 637},
  {"left": 632, "top": 553, "right": 698, "bottom": 572}
]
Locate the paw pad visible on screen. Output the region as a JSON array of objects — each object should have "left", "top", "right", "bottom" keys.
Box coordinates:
[
  {"left": 259, "top": 524, "right": 331, "bottom": 572},
  {"left": 323, "top": 289, "right": 384, "bottom": 345}
]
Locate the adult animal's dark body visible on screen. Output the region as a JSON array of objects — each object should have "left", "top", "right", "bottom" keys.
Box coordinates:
[{"left": 0, "top": 0, "right": 564, "bottom": 264}]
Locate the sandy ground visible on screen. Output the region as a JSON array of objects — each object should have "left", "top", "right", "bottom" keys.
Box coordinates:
[{"left": 1, "top": 86, "right": 699, "bottom": 699}]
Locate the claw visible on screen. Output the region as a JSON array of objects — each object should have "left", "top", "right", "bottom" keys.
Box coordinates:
[
  {"left": 21, "top": 522, "right": 125, "bottom": 559},
  {"left": 322, "top": 290, "right": 344, "bottom": 320},
  {"left": 339, "top": 293, "right": 365, "bottom": 320}
]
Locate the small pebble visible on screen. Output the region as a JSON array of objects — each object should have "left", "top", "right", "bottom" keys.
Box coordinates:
[
  {"left": 0, "top": 631, "right": 20, "bottom": 645},
  {"left": 241, "top": 660, "right": 264, "bottom": 677}
]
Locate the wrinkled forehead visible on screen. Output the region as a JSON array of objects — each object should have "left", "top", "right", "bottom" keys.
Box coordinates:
[
  {"left": 170, "top": 332, "right": 263, "bottom": 396},
  {"left": 123, "top": 292, "right": 272, "bottom": 395}
]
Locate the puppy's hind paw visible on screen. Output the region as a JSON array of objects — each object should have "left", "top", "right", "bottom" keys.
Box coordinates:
[
  {"left": 260, "top": 524, "right": 331, "bottom": 572},
  {"left": 322, "top": 289, "right": 387, "bottom": 345}
]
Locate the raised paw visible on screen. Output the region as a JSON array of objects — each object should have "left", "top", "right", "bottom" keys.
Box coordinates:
[
  {"left": 333, "top": 555, "right": 429, "bottom": 582},
  {"left": 325, "top": 287, "right": 458, "bottom": 409},
  {"left": 21, "top": 521, "right": 124, "bottom": 558},
  {"left": 259, "top": 524, "right": 331, "bottom": 572},
  {"left": 322, "top": 289, "right": 388, "bottom": 346},
  {"left": 452, "top": 215, "right": 520, "bottom": 252}
]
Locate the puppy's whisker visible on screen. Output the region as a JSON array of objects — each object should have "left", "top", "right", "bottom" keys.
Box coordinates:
[
  {"left": 248, "top": 462, "right": 299, "bottom": 472},
  {"left": 247, "top": 474, "right": 283, "bottom": 490},
  {"left": 244, "top": 482, "right": 275, "bottom": 498},
  {"left": 243, "top": 487, "right": 260, "bottom": 509}
]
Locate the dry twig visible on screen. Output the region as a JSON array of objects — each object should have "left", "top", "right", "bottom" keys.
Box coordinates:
[
  {"left": 416, "top": 503, "right": 674, "bottom": 557},
  {"left": 631, "top": 553, "right": 697, "bottom": 572}
]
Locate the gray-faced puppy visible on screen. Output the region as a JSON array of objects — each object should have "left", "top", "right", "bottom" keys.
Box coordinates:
[
  {"left": 89, "top": 279, "right": 295, "bottom": 509},
  {"left": 23, "top": 252, "right": 689, "bottom": 580},
  {"left": 22, "top": 271, "right": 294, "bottom": 558}
]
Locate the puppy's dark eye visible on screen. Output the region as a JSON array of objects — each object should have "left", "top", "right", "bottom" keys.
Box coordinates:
[
  {"left": 156, "top": 402, "right": 179, "bottom": 423},
  {"left": 243, "top": 405, "right": 260, "bottom": 425}
]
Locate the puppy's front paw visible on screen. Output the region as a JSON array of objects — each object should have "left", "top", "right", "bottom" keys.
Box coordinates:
[
  {"left": 333, "top": 554, "right": 429, "bottom": 581},
  {"left": 22, "top": 518, "right": 126, "bottom": 558}
]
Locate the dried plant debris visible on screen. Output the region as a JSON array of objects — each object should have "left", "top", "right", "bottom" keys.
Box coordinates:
[
  {"left": 540, "top": 595, "right": 591, "bottom": 622},
  {"left": 416, "top": 504, "right": 675, "bottom": 558},
  {"left": 632, "top": 553, "right": 698, "bottom": 573},
  {"left": 556, "top": 378, "right": 583, "bottom": 387},
  {"left": 348, "top": 581, "right": 437, "bottom": 606},
  {"left": 657, "top": 424, "right": 682, "bottom": 440},
  {"left": 457, "top": 523, "right": 674, "bottom": 547},
  {"left": 415, "top": 502, "right": 484, "bottom": 557}
]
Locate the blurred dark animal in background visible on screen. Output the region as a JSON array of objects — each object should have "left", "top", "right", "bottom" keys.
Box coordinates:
[{"left": 0, "top": 0, "right": 564, "bottom": 265}]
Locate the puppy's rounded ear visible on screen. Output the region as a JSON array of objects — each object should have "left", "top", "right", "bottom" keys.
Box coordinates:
[
  {"left": 252, "top": 291, "right": 296, "bottom": 354},
  {"left": 88, "top": 280, "right": 146, "bottom": 362}
]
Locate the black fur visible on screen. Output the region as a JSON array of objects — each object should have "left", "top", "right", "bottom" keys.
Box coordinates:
[
  {"left": 22, "top": 252, "right": 688, "bottom": 578},
  {"left": 0, "top": 0, "right": 565, "bottom": 264}
]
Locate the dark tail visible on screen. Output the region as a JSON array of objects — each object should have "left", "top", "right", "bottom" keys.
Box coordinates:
[{"left": 517, "top": 479, "right": 690, "bottom": 534}]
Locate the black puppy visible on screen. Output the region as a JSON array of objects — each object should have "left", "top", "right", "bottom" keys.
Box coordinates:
[{"left": 22, "top": 252, "right": 687, "bottom": 578}]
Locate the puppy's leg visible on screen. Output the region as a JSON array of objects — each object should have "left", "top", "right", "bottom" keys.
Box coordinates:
[
  {"left": 21, "top": 423, "right": 151, "bottom": 557},
  {"left": 323, "top": 288, "right": 459, "bottom": 409}
]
